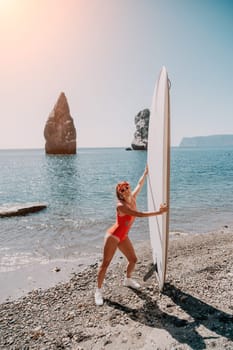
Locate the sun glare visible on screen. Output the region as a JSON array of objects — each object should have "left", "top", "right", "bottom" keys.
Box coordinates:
[
  {"left": 0, "top": 0, "right": 24, "bottom": 23},
  {"left": 0, "top": 0, "right": 17, "bottom": 11}
]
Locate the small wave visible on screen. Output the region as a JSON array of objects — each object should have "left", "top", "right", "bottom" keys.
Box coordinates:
[
  {"left": 0, "top": 253, "right": 43, "bottom": 272},
  {"left": 0, "top": 247, "right": 10, "bottom": 251},
  {"left": 169, "top": 231, "right": 189, "bottom": 238}
]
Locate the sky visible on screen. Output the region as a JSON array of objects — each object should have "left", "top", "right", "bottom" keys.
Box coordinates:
[{"left": 0, "top": 0, "right": 233, "bottom": 149}]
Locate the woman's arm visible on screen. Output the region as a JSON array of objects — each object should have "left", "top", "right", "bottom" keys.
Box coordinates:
[
  {"left": 118, "top": 203, "right": 168, "bottom": 218},
  {"left": 132, "top": 165, "right": 148, "bottom": 197}
]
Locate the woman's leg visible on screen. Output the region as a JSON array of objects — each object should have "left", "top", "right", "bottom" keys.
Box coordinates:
[
  {"left": 118, "top": 237, "right": 137, "bottom": 278},
  {"left": 97, "top": 235, "right": 119, "bottom": 288}
]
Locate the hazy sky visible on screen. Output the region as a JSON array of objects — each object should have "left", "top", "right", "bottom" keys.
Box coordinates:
[{"left": 1, "top": 0, "right": 233, "bottom": 149}]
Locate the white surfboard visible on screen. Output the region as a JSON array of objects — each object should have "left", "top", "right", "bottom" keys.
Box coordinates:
[{"left": 147, "top": 66, "right": 170, "bottom": 291}]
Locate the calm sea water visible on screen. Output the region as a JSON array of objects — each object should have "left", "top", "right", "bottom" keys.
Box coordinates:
[{"left": 1, "top": 147, "right": 233, "bottom": 273}]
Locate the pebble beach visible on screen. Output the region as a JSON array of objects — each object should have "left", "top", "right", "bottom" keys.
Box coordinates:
[{"left": 0, "top": 230, "right": 232, "bottom": 350}]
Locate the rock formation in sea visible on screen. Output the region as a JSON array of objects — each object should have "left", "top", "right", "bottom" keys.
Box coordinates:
[
  {"left": 44, "top": 92, "right": 77, "bottom": 154},
  {"left": 0, "top": 203, "right": 47, "bottom": 217},
  {"left": 131, "top": 109, "right": 150, "bottom": 150}
]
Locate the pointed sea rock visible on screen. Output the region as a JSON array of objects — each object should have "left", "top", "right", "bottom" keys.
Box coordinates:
[
  {"left": 131, "top": 109, "right": 150, "bottom": 150},
  {"left": 44, "top": 92, "right": 77, "bottom": 154}
]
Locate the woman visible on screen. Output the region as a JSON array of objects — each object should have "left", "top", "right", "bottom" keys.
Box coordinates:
[{"left": 95, "top": 166, "right": 168, "bottom": 306}]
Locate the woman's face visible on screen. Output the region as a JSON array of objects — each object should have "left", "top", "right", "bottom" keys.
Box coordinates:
[{"left": 117, "top": 182, "right": 131, "bottom": 198}]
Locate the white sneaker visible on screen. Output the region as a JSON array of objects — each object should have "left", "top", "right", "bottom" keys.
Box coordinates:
[
  {"left": 123, "top": 277, "right": 140, "bottom": 290},
  {"left": 95, "top": 288, "right": 103, "bottom": 306}
]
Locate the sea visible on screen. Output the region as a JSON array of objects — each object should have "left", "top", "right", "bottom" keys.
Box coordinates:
[{"left": 1, "top": 147, "right": 233, "bottom": 279}]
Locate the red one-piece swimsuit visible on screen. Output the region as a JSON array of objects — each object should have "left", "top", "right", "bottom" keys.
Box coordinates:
[{"left": 107, "top": 212, "right": 135, "bottom": 242}]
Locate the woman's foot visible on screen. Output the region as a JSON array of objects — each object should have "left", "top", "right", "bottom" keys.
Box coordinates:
[
  {"left": 95, "top": 288, "right": 104, "bottom": 306},
  {"left": 123, "top": 277, "right": 140, "bottom": 289}
]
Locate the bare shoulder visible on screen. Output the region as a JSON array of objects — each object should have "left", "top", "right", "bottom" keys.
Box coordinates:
[
  {"left": 116, "top": 201, "right": 124, "bottom": 210},
  {"left": 116, "top": 201, "right": 128, "bottom": 216}
]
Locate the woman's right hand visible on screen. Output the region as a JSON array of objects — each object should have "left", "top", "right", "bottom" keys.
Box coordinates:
[{"left": 159, "top": 203, "right": 168, "bottom": 213}]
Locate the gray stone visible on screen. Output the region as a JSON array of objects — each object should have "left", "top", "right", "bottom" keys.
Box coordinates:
[
  {"left": 0, "top": 203, "right": 47, "bottom": 217},
  {"left": 44, "top": 92, "right": 77, "bottom": 154},
  {"left": 131, "top": 109, "right": 150, "bottom": 150}
]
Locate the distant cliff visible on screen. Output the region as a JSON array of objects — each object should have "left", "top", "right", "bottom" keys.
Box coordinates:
[{"left": 179, "top": 135, "right": 233, "bottom": 148}]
